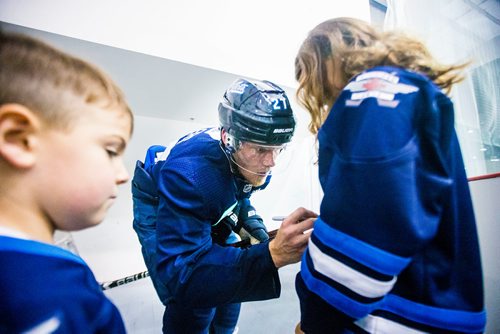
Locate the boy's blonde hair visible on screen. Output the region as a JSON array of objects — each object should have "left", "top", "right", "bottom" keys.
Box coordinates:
[
  {"left": 0, "top": 30, "right": 132, "bottom": 131},
  {"left": 295, "top": 17, "right": 468, "bottom": 134}
]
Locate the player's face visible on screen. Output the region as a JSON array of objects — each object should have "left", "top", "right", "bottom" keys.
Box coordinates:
[
  {"left": 35, "top": 105, "right": 132, "bottom": 232},
  {"left": 232, "top": 141, "right": 285, "bottom": 186}
]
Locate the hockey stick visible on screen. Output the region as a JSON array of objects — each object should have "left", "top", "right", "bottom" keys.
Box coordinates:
[
  {"left": 100, "top": 270, "right": 150, "bottom": 290},
  {"left": 99, "top": 228, "right": 279, "bottom": 290}
]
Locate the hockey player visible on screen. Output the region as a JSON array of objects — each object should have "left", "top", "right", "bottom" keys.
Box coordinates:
[
  {"left": 293, "top": 17, "right": 486, "bottom": 333},
  {"left": 132, "top": 78, "right": 317, "bottom": 333}
]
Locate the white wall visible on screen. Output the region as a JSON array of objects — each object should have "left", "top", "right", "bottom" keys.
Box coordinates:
[{"left": 0, "top": 0, "right": 370, "bottom": 88}]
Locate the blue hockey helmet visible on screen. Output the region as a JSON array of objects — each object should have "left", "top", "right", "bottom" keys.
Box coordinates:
[{"left": 218, "top": 79, "right": 296, "bottom": 146}]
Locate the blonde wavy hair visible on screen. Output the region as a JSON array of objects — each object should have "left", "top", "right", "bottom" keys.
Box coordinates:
[{"left": 295, "top": 17, "right": 468, "bottom": 134}]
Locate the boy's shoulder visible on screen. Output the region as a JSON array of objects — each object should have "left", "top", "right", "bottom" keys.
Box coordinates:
[
  {"left": 0, "top": 236, "right": 124, "bottom": 333},
  {"left": 0, "top": 237, "right": 91, "bottom": 291}
]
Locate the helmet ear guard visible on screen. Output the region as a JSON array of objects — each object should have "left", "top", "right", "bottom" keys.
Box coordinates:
[{"left": 220, "top": 128, "right": 241, "bottom": 155}]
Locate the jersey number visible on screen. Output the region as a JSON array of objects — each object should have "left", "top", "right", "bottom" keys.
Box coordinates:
[{"left": 273, "top": 98, "right": 288, "bottom": 110}]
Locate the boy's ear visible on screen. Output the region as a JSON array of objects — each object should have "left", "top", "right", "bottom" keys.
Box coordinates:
[{"left": 0, "top": 103, "right": 41, "bottom": 168}]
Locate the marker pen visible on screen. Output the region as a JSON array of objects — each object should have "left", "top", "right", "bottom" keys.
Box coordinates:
[{"left": 272, "top": 215, "right": 314, "bottom": 234}]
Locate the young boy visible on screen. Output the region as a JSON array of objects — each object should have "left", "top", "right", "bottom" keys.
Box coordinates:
[{"left": 0, "top": 30, "right": 133, "bottom": 332}]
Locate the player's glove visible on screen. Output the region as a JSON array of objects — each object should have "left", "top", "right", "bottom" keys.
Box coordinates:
[
  {"left": 211, "top": 209, "right": 239, "bottom": 245},
  {"left": 236, "top": 198, "right": 269, "bottom": 244}
]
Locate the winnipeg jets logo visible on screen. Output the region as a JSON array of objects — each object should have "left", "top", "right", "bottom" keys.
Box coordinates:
[
  {"left": 231, "top": 81, "right": 247, "bottom": 94},
  {"left": 344, "top": 71, "right": 419, "bottom": 108},
  {"left": 362, "top": 78, "right": 384, "bottom": 91}
]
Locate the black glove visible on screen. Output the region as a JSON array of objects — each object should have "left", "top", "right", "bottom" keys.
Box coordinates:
[
  {"left": 211, "top": 209, "right": 239, "bottom": 245},
  {"left": 236, "top": 198, "right": 269, "bottom": 243}
]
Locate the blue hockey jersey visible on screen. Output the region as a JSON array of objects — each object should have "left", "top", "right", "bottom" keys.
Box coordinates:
[
  {"left": 0, "top": 235, "right": 125, "bottom": 333},
  {"left": 132, "top": 127, "right": 280, "bottom": 307},
  {"left": 297, "top": 67, "right": 486, "bottom": 333}
]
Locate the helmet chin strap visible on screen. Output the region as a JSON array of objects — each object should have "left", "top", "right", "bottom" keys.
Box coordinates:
[{"left": 229, "top": 155, "right": 270, "bottom": 177}]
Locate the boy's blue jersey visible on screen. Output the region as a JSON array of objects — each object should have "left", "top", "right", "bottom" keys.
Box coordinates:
[
  {"left": 132, "top": 127, "right": 280, "bottom": 307},
  {"left": 0, "top": 235, "right": 126, "bottom": 333},
  {"left": 297, "top": 67, "right": 486, "bottom": 333}
]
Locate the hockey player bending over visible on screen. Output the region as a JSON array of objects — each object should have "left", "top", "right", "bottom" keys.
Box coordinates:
[{"left": 132, "top": 79, "right": 317, "bottom": 334}]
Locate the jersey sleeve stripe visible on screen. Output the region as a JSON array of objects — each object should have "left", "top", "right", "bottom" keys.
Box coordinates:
[
  {"left": 301, "top": 253, "right": 381, "bottom": 318},
  {"left": 308, "top": 238, "right": 397, "bottom": 298},
  {"left": 301, "top": 254, "right": 487, "bottom": 332},
  {"left": 354, "top": 314, "right": 428, "bottom": 334},
  {"left": 311, "top": 233, "right": 393, "bottom": 281},
  {"left": 314, "top": 217, "right": 411, "bottom": 275},
  {"left": 381, "top": 294, "right": 487, "bottom": 333}
]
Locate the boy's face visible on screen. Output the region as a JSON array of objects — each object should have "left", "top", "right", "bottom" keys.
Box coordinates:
[{"left": 35, "top": 106, "right": 132, "bottom": 231}]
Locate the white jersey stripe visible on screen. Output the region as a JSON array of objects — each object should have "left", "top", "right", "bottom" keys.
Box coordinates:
[
  {"left": 24, "top": 315, "right": 61, "bottom": 334},
  {"left": 355, "top": 314, "right": 429, "bottom": 334},
  {"left": 308, "top": 239, "right": 397, "bottom": 298}
]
